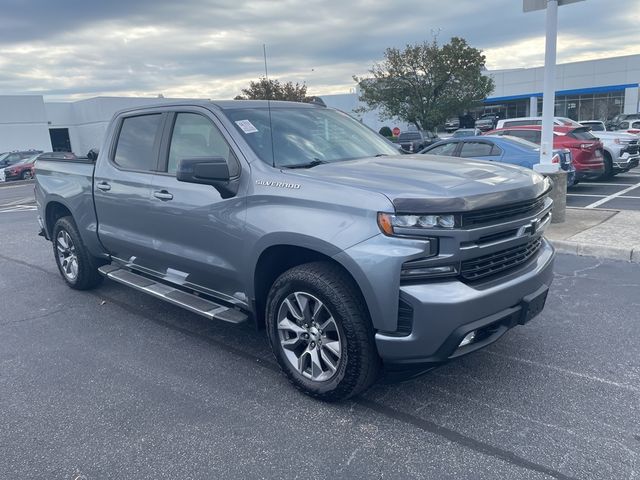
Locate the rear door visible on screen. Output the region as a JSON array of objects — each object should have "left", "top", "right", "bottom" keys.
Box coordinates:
[
  {"left": 145, "top": 108, "right": 248, "bottom": 303},
  {"left": 94, "top": 111, "right": 166, "bottom": 268}
]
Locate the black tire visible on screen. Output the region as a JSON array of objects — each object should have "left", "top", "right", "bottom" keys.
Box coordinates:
[
  {"left": 52, "top": 216, "right": 104, "bottom": 290},
  {"left": 266, "top": 262, "right": 380, "bottom": 401},
  {"left": 599, "top": 152, "right": 614, "bottom": 180},
  {"left": 21, "top": 170, "right": 33, "bottom": 180}
]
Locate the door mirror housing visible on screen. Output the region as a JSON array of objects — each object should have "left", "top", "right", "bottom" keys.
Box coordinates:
[
  {"left": 87, "top": 148, "right": 99, "bottom": 162},
  {"left": 176, "top": 156, "right": 240, "bottom": 198}
]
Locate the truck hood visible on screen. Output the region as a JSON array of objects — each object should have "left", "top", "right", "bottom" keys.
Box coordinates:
[{"left": 284, "top": 155, "right": 548, "bottom": 213}]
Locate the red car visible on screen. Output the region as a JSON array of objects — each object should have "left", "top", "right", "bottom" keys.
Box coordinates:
[
  {"left": 485, "top": 125, "right": 605, "bottom": 180},
  {"left": 3, "top": 154, "right": 39, "bottom": 180}
]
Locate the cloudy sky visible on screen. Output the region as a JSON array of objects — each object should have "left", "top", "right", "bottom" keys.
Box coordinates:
[{"left": 0, "top": 0, "right": 638, "bottom": 101}]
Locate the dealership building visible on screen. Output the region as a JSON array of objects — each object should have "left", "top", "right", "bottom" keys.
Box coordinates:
[{"left": 1, "top": 53, "right": 639, "bottom": 154}]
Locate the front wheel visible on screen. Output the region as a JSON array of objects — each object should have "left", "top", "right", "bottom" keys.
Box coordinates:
[
  {"left": 266, "top": 262, "right": 380, "bottom": 401},
  {"left": 21, "top": 170, "right": 33, "bottom": 180},
  {"left": 52, "top": 216, "right": 104, "bottom": 290},
  {"left": 599, "top": 152, "right": 614, "bottom": 180}
]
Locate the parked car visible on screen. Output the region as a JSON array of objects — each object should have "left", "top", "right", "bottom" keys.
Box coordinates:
[
  {"left": 0, "top": 150, "right": 43, "bottom": 168},
  {"left": 496, "top": 116, "right": 580, "bottom": 129},
  {"left": 444, "top": 117, "right": 460, "bottom": 132},
  {"left": 616, "top": 119, "right": 640, "bottom": 135},
  {"left": 577, "top": 124, "right": 639, "bottom": 176},
  {"left": 580, "top": 120, "right": 606, "bottom": 132},
  {"left": 3, "top": 154, "right": 39, "bottom": 181},
  {"left": 397, "top": 130, "right": 440, "bottom": 152},
  {"left": 486, "top": 125, "right": 606, "bottom": 180},
  {"left": 608, "top": 113, "right": 640, "bottom": 131},
  {"left": 475, "top": 113, "right": 500, "bottom": 132},
  {"left": 452, "top": 128, "right": 482, "bottom": 138},
  {"left": 35, "top": 100, "right": 555, "bottom": 400},
  {"left": 419, "top": 135, "right": 577, "bottom": 186}
]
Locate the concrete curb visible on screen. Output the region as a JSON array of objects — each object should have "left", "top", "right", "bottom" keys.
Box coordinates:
[
  {"left": 550, "top": 239, "right": 639, "bottom": 263},
  {"left": 0, "top": 179, "right": 34, "bottom": 188}
]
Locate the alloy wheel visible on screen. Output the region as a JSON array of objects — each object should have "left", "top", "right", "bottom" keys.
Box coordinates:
[
  {"left": 56, "top": 230, "right": 78, "bottom": 282},
  {"left": 277, "top": 292, "right": 342, "bottom": 382}
]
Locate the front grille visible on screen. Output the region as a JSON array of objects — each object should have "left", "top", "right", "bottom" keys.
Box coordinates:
[
  {"left": 461, "top": 195, "right": 547, "bottom": 227},
  {"left": 460, "top": 238, "right": 543, "bottom": 282},
  {"left": 623, "top": 141, "right": 639, "bottom": 155}
]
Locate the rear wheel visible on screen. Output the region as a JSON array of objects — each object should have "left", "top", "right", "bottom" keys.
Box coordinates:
[
  {"left": 266, "top": 262, "right": 380, "bottom": 401},
  {"left": 52, "top": 216, "right": 104, "bottom": 290}
]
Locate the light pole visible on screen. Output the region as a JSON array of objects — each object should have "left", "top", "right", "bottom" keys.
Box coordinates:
[{"left": 524, "top": 0, "right": 585, "bottom": 223}]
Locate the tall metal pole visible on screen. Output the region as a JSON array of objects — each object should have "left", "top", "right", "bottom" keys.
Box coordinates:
[{"left": 536, "top": 0, "right": 559, "bottom": 173}]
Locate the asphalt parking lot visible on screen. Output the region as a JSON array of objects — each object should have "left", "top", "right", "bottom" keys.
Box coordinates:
[
  {"left": 567, "top": 170, "right": 640, "bottom": 211},
  {"left": 1, "top": 189, "right": 639, "bottom": 479}
]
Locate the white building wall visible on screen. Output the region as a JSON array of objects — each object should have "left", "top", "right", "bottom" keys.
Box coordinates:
[
  {"left": 0, "top": 95, "right": 52, "bottom": 152},
  {"left": 624, "top": 87, "right": 639, "bottom": 114},
  {"left": 488, "top": 54, "right": 640, "bottom": 114}
]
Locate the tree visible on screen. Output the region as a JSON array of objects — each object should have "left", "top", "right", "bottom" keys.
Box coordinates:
[
  {"left": 354, "top": 37, "right": 494, "bottom": 131},
  {"left": 235, "top": 77, "right": 310, "bottom": 102}
]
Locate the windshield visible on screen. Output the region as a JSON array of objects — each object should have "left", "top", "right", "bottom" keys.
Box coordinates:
[{"left": 225, "top": 107, "right": 400, "bottom": 167}]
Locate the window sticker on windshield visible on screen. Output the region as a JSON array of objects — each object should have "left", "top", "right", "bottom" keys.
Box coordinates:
[{"left": 235, "top": 120, "right": 258, "bottom": 134}]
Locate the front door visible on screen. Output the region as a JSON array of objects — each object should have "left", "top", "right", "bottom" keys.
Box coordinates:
[
  {"left": 94, "top": 112, "right": 165, "bottom": 268},
  {"left": 146, "top": 110, "right": 248, "bottom": 305}
]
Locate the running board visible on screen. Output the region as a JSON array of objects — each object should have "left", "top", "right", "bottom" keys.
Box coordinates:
[{"left": 98, "top": 265, "right": 248, "bottom": 324}]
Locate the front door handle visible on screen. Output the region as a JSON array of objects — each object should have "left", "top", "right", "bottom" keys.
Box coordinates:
[
  {"left": 96, "top": 182, "right": 111, "bottom": 191},
  {"left": 153, "top": 190, "right": 173, "bottom": 201}
]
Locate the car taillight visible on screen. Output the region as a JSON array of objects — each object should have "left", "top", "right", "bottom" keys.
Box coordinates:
[
  {"left": 580, "top": 143, "right": 595, "bottom": 150},
  {"left": 629, "top": 129, "right": 640, "bottom": 134},
  {"left": 551, "top": 154, "right": 560, "bottom": 164}
]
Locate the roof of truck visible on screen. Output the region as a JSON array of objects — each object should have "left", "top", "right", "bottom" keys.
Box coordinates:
[{"left": 112, "top": 99, "right": 323, "bottom": 117}]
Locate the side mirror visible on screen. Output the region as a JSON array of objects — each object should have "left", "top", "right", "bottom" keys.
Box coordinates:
[
  {"left": 87, "top": 148, "right": 99, "bottom": 162},
  {"left": 176, "top": 156, "right": 240, "bottom": 198}
]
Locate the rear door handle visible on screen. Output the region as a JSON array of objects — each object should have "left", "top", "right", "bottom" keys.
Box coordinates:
[
  {"left": 153, "top": 190, "right": 173, "bottom": 201},
  {"left": 96, "top": 182, "right": 111, "bottom": 191}
]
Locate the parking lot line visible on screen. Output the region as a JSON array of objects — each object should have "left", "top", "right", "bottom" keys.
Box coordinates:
[
  {"left": 584, "top": 181, "right": 640, "bottom": 209},
  {"left": 566, "top": 193, "right": 605, "bottom": 197},
  {"left": 577, "top": 182, "right": 634, "bottom": 187}
]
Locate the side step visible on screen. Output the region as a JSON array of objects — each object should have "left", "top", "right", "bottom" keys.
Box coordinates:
[{"left": 98, "top": 265, "right": 248, "bottom": 324}]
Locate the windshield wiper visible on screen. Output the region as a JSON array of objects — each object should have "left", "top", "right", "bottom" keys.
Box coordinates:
[{"left": 282, "top": 159, "right": 329, "bottom": 169}]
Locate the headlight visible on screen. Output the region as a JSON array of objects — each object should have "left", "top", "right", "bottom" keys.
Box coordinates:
[{"left": 377, "top": 213, "right": 456, "bottom": 236}]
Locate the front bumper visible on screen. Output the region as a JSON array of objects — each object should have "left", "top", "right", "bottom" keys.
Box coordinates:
[
  {"left": 575, "top": 166, "right": 605, "bottom": 180},
  {"left": 613, "top": 155, "right": 639, "bottom": 171},
  {"left": 376, "top": 238, "right": 555, "bottom": 367}
]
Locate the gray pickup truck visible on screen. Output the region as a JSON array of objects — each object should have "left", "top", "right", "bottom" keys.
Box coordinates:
[{"left": 35, "top": 100, "right": 555, "bottom": 400}]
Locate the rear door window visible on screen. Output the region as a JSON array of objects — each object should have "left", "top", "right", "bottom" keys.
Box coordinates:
[
  {"left": 459, "top": 142, "right": 495, "bottom": 158},
  {"left": 114, "top": 114, "right": 163, "bottom": 171}
]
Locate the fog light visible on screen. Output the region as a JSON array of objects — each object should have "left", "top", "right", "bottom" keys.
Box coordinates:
[{"left": 459, "top": 331, "right": 476, "bottom": 347}]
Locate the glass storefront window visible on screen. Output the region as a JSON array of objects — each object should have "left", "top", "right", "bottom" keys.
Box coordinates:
[{"left": 536, "top": 90, "right": 625, "bottom": 122}]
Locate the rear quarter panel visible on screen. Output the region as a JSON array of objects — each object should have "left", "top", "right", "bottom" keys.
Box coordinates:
[{"left": 35, "top": 159, "right": 105, "bottom": 258}]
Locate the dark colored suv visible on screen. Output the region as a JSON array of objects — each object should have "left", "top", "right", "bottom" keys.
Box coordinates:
[{"left": 397, "top": 131, "right": 440, "bottom": 152}]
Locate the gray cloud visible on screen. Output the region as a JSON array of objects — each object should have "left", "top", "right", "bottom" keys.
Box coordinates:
[{"left": 0, "top": 0, "right": 636, "bottom": 100}]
